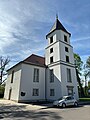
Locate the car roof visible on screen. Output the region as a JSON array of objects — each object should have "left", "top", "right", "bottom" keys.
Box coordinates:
[
  {"left": 63, "top": 96, "right": 69, "bottom": 98},
  {"left": 63, "top": 96, "right": 74, "bottom": 98}
]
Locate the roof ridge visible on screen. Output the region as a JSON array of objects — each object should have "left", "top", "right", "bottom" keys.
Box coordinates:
[
  {"left": 23, "top": 54, "right": 45, "bottom": 62},
  {"left": 31, "top": 54, "right": 45, "bottom": 59}
]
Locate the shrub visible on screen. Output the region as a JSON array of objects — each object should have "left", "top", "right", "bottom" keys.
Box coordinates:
[{"left": 0, "top": 85, "right": 5, "bottom": 98}]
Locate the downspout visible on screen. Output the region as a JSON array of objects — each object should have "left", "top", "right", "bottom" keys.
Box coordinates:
[{"left": 45, "top": 67, "right": 47, "bottom": 101}]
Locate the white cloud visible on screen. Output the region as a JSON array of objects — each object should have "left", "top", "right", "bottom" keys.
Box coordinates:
[
  {"left": 0, "top": 0, "right": 50, "bottom": 56},
  {"left": 0, "top": 0, "right": 90, "bottom": 68},
  {"left": 72, "top": 36, "right": 90, "bottom": 42}
]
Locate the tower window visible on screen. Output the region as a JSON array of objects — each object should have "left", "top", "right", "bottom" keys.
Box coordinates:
[
  {"left": 64, "top": 35, "right": 67, "bottom": 42},
  {"left": 65, "top": 47, "right": 69, "bottom": 52},
  {"left": 67, "top": 68, "right": 72, "bottom": 82},
  {"left": 50, "top": 36, "right": 53, "bottom": 43},
  {"left": 66, "top": 56, "right": 69, "bottom": 62},
  {"left": 50, "top": 56, "right": 53, "bottom": 63},
  {"left": 50, "top": 48, "right": 53, "bottom": 53},
  {"left": 50, "top": 69, "right": 54, "bottom": 82}
]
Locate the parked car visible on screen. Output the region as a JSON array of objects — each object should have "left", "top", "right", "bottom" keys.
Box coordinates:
[{"left": 53, "top": 96, "right": 78, "bottom": 108}]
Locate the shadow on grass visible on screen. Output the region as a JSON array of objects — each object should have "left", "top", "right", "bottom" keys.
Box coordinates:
[{"left": 0, "top": 104, "right": 62, "bottom": 119}]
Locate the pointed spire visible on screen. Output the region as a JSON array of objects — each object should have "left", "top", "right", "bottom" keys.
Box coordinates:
[{"left": 46, "top": 16, "right": 71, "bottom": 38}]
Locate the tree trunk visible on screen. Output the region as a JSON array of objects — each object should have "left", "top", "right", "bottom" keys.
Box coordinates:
[{"left": 76, "top": 69, "right": 85, "bottom": 97}]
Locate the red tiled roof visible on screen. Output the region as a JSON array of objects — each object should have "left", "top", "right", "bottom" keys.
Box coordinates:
[
  {"left": 23, "top": 54, "right": 46, "bottom": 67},
  {"left": 7, "top": 54, "right": 46, "bottom": 71}
]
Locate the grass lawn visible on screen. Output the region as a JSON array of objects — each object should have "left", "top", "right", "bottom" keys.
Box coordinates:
[
  {"left": 0, "top": 98, "right": 3, "bottom": 99},
  {"left": 79, "top": 98, "right": 90, "bottom": 102}
]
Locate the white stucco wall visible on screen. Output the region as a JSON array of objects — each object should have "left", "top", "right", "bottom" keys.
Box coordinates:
[
  {"left": 45, "top": 30, "right": 74, "bottom": 65},
  {"left": 18, "top": 63, "right": 45, "bottom": 101},
  {"left": 45, "top": 29, "right": 78, "bottom": 100},
  {"left": 59, "top": 30, "right": 70, "bottom": 44},
  {"left": 47, "top": 30, "right": 70, "bottom": 45},
  {"left": 45, "top": 42, "right": 60, "bottom": 65},
  {"left": 4, "top": 64, "right": 22, "bottom": 101},
  {"left": 46, "top": 64, "right": 78, "bottom": 100},
  {"left": 46, "top": 65, "right": 62, "bottom": 100},
  {"left": 60, "top": 64, "right": 78, "bottom": 99},
  {"left": 47, "top": 31, "right": 57, "bottom": 45},
  {"left": 59, "top": 42, "right": 74, "bottom": 64}
]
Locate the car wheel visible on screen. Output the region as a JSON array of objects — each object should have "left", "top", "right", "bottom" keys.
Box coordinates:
[
  {"left": 74, "top": 102, "right": 78, "bottom": 107},
  {"left": 62, "top": 103, "right": 66, "bottom": 108}
]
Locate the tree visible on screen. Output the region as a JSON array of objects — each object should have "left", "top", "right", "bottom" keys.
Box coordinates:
[
  {"left": 83, "top": 64, "right": 89, "bottom": 96},
  {"left": 0, "top": 56, "right": 10, "bottom": 85},
  {"left": 86, "top": 56, "right": 90, "bottom": 78},
  {"left": 88, "top": 81, "right": 90, "bottom": 89},
  {"left": 83, "top": 56, "right": 90, "bottom": 96},
  {"left": 0, "top": 84, "right": 5, "bottom": 98},
  {"left": 74, "top": 53, "right": 85, "bottom": 97},
  {"left": 74, "top": 53, "right": 83, "bottom": 73},
  {"left": 88, "top": 81, "right": 90, "bottom": 96},
  {"left": 86, "top": 56, "right": 90, "bottom": 69}
]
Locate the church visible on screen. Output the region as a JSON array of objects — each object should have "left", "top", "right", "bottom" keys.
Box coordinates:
[{"left": 4, "top": 17, "right": 79, "bottom": 102}]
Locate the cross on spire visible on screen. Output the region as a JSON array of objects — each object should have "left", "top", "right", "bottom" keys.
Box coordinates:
[{"left": 56, "top": 14, "right": 58, "bottom": 20}]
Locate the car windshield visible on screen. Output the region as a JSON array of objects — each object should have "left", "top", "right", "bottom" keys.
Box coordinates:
[
  {"left": 58, "top": 97, "right": 63, "bottom": 100},
  {"left": 58, "top": 96, "right": 67, "bottom": 100}
]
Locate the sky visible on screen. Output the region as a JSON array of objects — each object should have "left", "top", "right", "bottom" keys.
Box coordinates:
[{"left": 0, "top": 0, "right": 90, "bottom": 68}]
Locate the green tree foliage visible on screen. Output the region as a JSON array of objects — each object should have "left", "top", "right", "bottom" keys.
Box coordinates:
[
  {"left": 84, "top": 56, "right": 90, "bottom": 96},
  {"left": 74, "top": 53, "right": 83, "bottom": 73},
  {"left": 86, "top": 56, "right": 90, "bottom": 68},
  {"left": 86, "top": 56, "right": 90, "bottom": 78},
  {"left": 88, "top": 81, "right": 90, "bottom": 89},
  {"left": 74, "top": 53, "right": 85, "bottom": 97}
]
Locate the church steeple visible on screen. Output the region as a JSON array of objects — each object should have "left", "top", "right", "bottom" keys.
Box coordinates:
[
  {"left": 45, "top": 16, "right": 78, "bottom": 100},
  {"left": 46, "top": 16, "right": 71, "bottom": 38}
]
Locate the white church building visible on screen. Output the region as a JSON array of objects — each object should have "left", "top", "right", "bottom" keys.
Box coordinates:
[{"left": 4, "top": 17, "right": 78, "bottom": 102}]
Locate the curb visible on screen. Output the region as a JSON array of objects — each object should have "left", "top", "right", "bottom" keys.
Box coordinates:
[{"left": 79, "top": 101, "right": 90, "bottom": 105}]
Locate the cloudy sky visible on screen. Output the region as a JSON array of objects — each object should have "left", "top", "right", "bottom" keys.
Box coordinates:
[{"left": 0, "top": 0, "right": 90, "bottom": 67}]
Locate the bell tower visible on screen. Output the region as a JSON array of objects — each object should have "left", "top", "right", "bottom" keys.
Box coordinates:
[{"left": 45, "top": 16, "right": 78, "bottom": 100}]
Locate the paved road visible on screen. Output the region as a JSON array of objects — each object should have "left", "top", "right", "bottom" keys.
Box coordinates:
[{"left": 0, "top": 100, "right": 90, "bottom": 120}]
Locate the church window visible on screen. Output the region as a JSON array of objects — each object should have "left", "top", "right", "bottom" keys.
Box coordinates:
[
  {"left": 33, "top": 68, "right": 39, "bottom": 82},
  {"left": 50, "top": 89, "right": 55, "bottom": 96},
  {"left": 67, "top": 68, "right": 72, "bottom": 82},
  {"left": 11, "top": 70, "right": 14, "bottom": 83},
  {"left": 65, "top": 47, "right": 69, "bottom": 52},
  {"left": 66, "top": 56, "right": 69, "bottom": 62},
  {"left": 64, "top": 35, "right": 67, "bottom": 42},
  {"left": 50, "top": 56, "right": 53, "bottom": 63},
  {"left": 50, "top": 36, "right": 53, "bottom": 43},
  {"left": 50, "top": 69, "right": 54, "bottom": 82},
  {"left": 50, "top": 48, "right": 53, "bottom": 53},
  {"left": 32, "top": 88, "right": 39, "bottom": 96}
]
